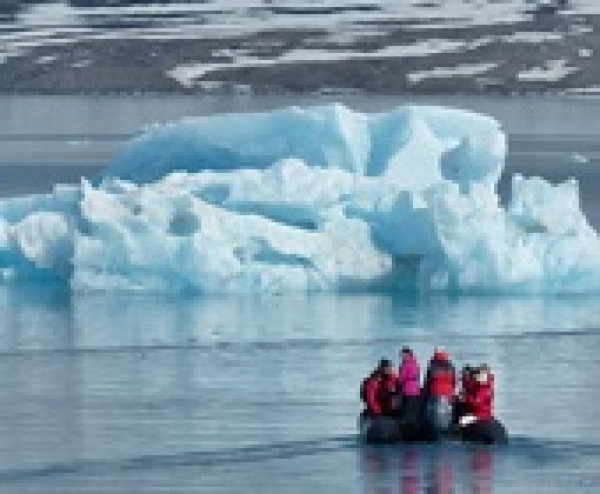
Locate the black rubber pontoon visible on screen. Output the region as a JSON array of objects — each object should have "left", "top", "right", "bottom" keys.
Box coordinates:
[
  {"left": 458, "top": 418, "right": 508, "bottom": 445},
  {"left": 358, "top": 414, "right": 401, "bottom": 444},
  {"left": 358, "top": 412, "right": 508, "bottom": 445}
]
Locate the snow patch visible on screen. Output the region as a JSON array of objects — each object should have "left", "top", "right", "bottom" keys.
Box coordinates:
[
  {"left": 407, "top": 63, "right": 499, "bottom": 84},
  {"left": 502, "top": 31, "right": 564, "bottom": 43},
  {"left": 36, "top": 55, "right": 57, "bottom": 65},
  {"left": 168, "top": 39, "right": 467, "bottom": 87},
  {"left": 569, "top": 24, "right": 594, "bottom": 35},
  {"left": 72, "top": 59, "right": 92, "bottom": 68},
  {"left": 517, "top": 59, "right": 579, "bottom": 82}
]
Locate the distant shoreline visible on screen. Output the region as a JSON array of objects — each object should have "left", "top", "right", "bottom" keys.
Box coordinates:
[
  {"left": 0, "top": 89, "right": 599, "bottom": 100},
  {"left": 1, "top": 7, "right": 600, "bottom": 96}
]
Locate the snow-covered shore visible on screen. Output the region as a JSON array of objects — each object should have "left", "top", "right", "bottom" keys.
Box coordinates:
[{"left": 1, "top": 1, "right": 600, "bottom": 94}]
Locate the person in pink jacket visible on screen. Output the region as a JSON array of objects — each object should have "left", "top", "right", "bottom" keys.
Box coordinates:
[{"left": 398, "top": 347, "right": 421, "bottom": 426}]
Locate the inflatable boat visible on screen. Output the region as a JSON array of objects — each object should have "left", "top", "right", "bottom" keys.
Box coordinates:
[{"left": 358, "top": 413, "right": 507, "bottom": 445}]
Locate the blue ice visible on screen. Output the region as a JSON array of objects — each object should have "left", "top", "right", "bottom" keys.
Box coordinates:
[{"left": 0, "top": 103, "right": 598, "bottom": 293}]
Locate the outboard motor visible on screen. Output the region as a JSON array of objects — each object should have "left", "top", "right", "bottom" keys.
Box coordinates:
[{"left": 423, "top": 397, "right": 453, "bottom": 440}]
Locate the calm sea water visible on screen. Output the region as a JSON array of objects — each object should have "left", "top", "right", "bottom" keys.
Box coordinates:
[
  {"left": 0, "top": 96, "right": 599, "bottom": 493},
  {"left": 0, "top": 289, "right": 599, "bottom": 493}
]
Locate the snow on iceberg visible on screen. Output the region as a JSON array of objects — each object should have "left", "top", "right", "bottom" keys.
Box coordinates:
[{"left": 1, "top": 103, "right": 599, "bottom": 293}]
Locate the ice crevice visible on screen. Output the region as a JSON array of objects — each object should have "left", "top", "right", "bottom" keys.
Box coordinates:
[{"left": 0, "top": 103, "right": 598, "bottom": 293}]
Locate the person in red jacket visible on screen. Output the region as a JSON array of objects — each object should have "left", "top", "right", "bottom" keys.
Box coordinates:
[
  {"left": 459, "top": 364, "right": 507, "bottom": 444},
  {"left": 423, "top": 347, "right": 456, "bottom": 399},
  {"left": 363, "top": 359, "right": 399, "bottom": 417},
  {"left": 464, "top": 365, "right": 494, "bottom": 422}
]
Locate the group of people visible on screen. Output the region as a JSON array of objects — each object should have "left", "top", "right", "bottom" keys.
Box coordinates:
[{"left": 360, "top": 347, "right": 495, "bottom": 437}]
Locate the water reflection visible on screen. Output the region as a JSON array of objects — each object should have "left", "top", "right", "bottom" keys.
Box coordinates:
[
  {"left": 401, "top": 449, "right": 421, "bottom": 494},
  {"left": 427, "top": 448, "right": 454, "bottom": 494},
  {"left": 470, "top": 448, "right": 493, "bottom": 494},
  {"left": 359, "top": 444, "right": 494, "bottom": 494},
  {"left": 0, "top": 287, "right": 600, "bottom": 353}
]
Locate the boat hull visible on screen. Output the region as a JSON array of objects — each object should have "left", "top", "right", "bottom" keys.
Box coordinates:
[{"left": 358, "top": 413, "right": 507, "bottom": 445}]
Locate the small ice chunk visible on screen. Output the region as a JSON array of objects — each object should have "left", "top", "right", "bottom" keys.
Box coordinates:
[{"left": 571, "top": 152, "right": 589, "bottom": 164}]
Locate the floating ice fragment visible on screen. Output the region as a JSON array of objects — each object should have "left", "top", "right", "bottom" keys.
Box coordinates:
[{"left": 570, "top": 152, "right": 589, "bottom": 164}]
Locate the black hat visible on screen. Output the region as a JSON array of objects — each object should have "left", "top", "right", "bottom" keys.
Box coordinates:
[
  {"left": 378, "top": 358, "right": 393, "bottom": 369},
  {"left": 400, "top": 347, "right": 412, "bottom": 355}
]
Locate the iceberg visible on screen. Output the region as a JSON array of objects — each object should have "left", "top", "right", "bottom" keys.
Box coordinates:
[{"left": 0, "top": 103, "right": 599, "bottom": 293}]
